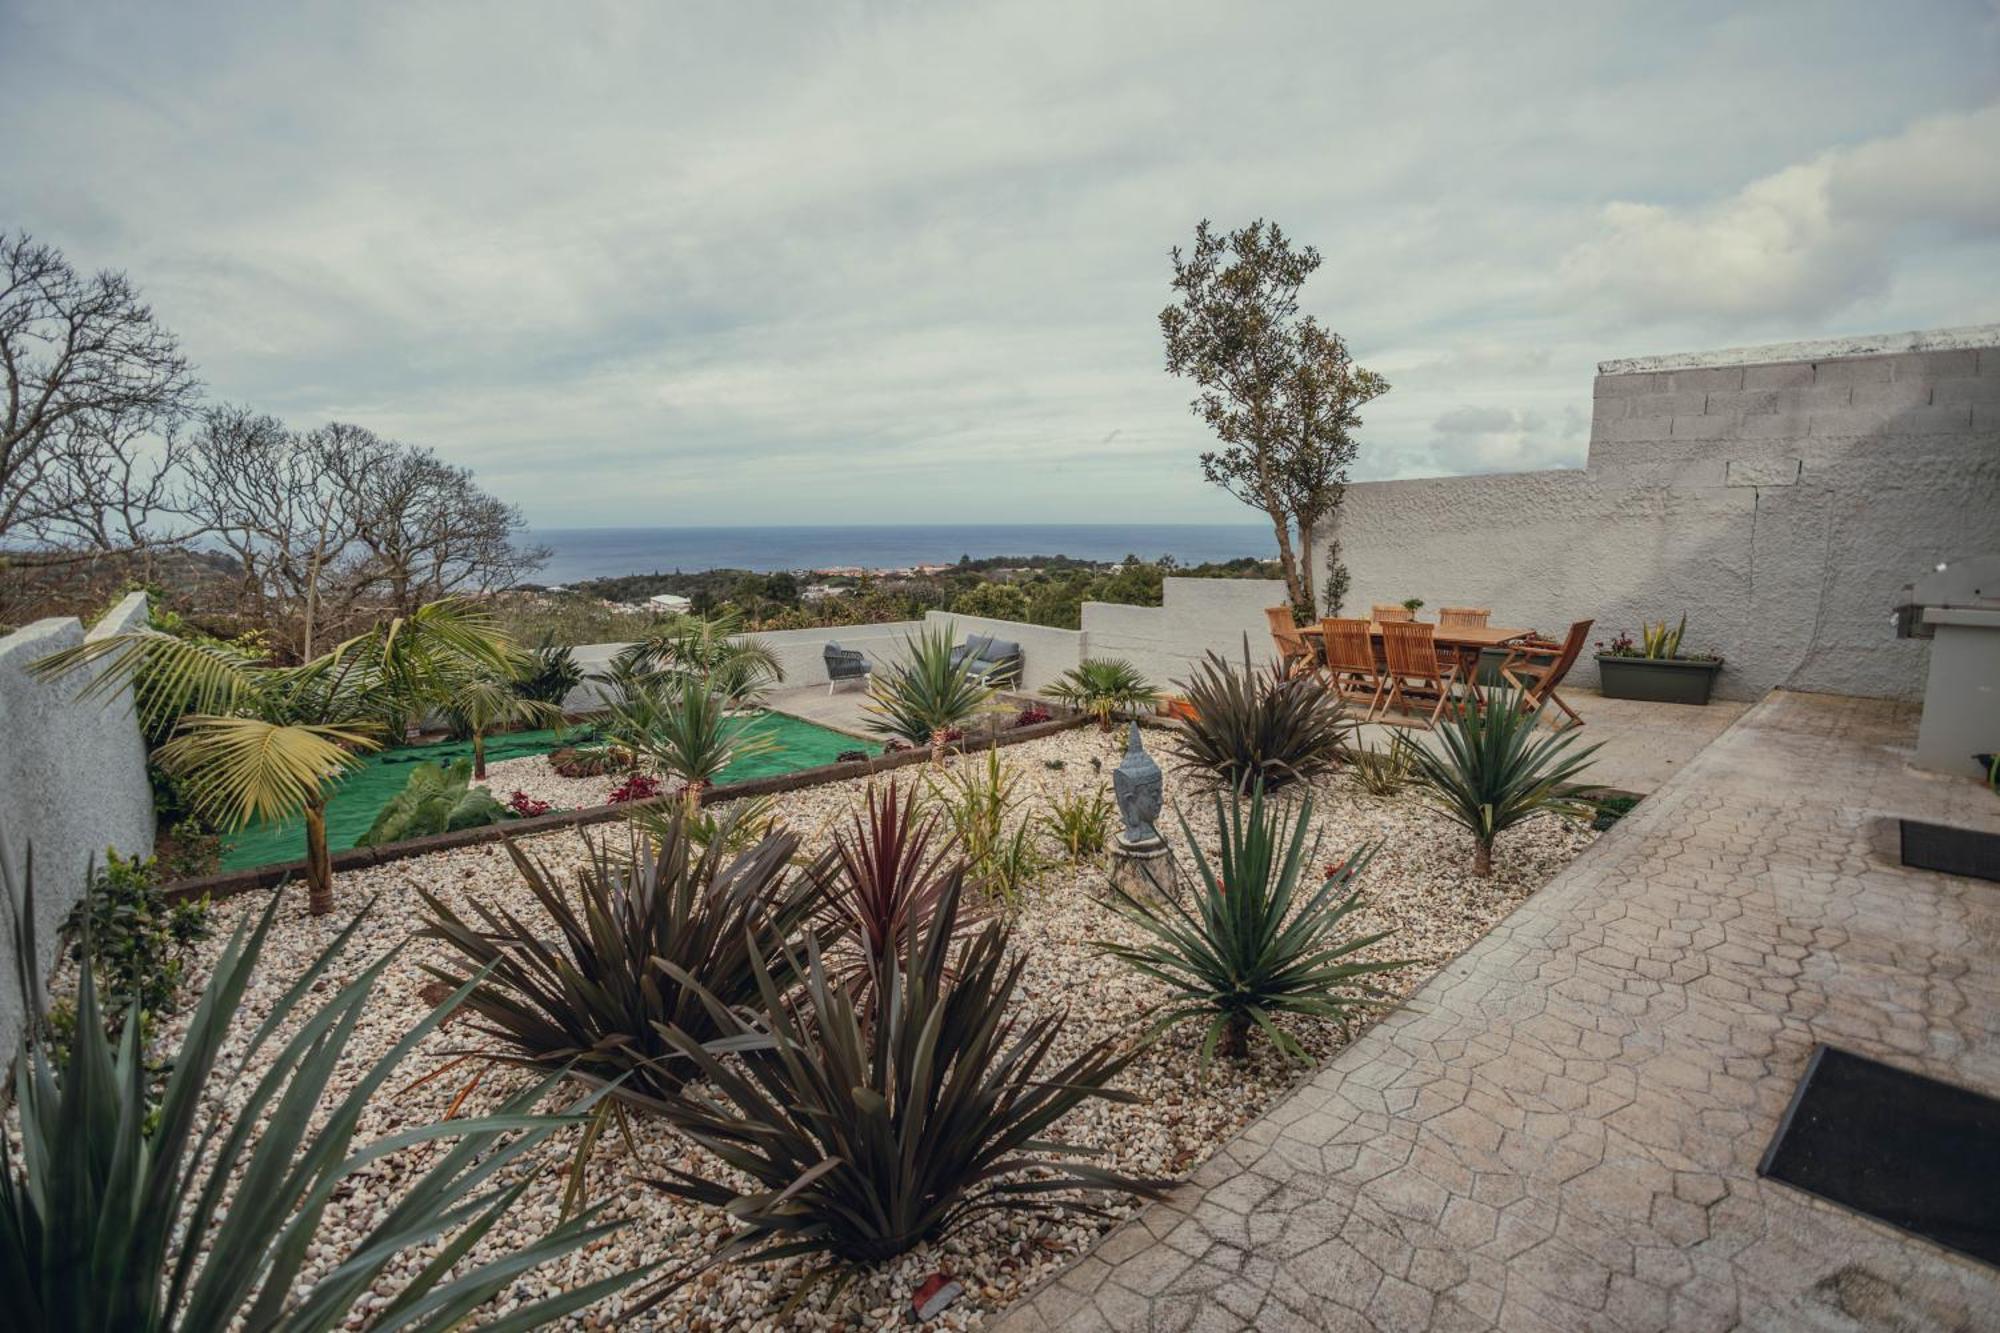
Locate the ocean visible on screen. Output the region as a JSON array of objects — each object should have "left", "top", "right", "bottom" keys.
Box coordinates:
[{"left": 530, "top": 524, "right": 1276, "bottom": 584}]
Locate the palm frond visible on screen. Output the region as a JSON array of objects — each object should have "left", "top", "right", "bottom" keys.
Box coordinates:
[
  {"left": 31, "top": 629, "right": 268, "bottom": 731},
  {"left": 156, "top": 715, "right": 377, "bottom": 831}
]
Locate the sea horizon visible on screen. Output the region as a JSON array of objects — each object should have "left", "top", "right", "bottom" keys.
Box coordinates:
[{"left": 528, "top": 523, "right": 1276, "bottom": 584}]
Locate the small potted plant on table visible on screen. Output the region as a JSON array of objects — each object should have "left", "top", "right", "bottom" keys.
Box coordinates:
[{"left": 1596, "top": 614, "right": 1724, "bottom": 705}]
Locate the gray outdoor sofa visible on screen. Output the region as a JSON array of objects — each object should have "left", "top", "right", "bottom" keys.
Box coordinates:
[
  {"left": 823, "top": 641, "right": 871, "bottom": 694},
  {"left": 949, "top": 633, "right": 1023, "bottom": 687}
]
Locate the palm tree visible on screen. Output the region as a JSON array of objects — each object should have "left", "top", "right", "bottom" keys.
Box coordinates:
[
  {"left": 35, "top": 599, "right": 518, "bottom": 915},
  {"left": 609, "top": 610, "right": 783, "bottom": 709},
  {"left": 864, "top": 622, "right": 997, "bottom": 761},
  {"left": 604, "top": 671, "right": 777, "bottom": 802},
  {"left": 1043, "top": 657, "right": 1161, "bottom": 730},
  {"left": 1398, "top": 689, "right": 1602, "bottom": 876},
  {"left": 443, "top": 653, "right": 567, "bottom": 778}
]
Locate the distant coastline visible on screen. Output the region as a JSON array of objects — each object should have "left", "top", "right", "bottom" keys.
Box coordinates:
[{"left": 529, "top": 524, "right": 1276, "bottom": 585}]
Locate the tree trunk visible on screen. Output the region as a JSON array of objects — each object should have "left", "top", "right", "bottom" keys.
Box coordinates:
[
  {"left": 304, "top": 798, "right": 335, "bottom": 915},
  {"left": 472, "top": 730, "right": 487, "bottom": 779},
  {"left": 930, "top": 728, "right": 948, "bottom": 764},
  {"left": 1296, "top": 510, "right": 1318, "bottom": 613},
  {"left": 1473, "top": 839, "right": 1493, "bottom": 878},
  {"left": 1221, "top": 1015, "right": 1250, "bottom": 1062},
  {"left": 1266, "top": 513, "right": 1307, "bottom": 611}
]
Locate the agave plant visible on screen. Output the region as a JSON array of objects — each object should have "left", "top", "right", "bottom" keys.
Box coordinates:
[
  {"left": 864, "top": 622, "right": 996, "bottom": 760},
  {"left": 356, "top": 757, "right": 510, "bottom": 846},
  {"left": 604, "top": 672, "right": 776, "bottom": 796},
  {"left": 1096, "top": 784, "right": 1406, "bottom": 1064},
  {"left": 644, "top": 872, "right": 1160, "bottom": 1297},
  {"left": 1042, "top": 658, "right": 1160, "bottom": 730},
  {"left": 1170, "top": 639, "right": 1353, "bottom": 792},
  {"left": 418, "top": 809, "right": 832, "bottom": 1107},
  {"left": 811, "top": 779, "right": 972, "bottom": 995},
  {"left": 1397, "top": 689, "right": 1602, "bottom": 876},
  {"left": 1, "top": 856, "right": 646, "bottom": 1331}
]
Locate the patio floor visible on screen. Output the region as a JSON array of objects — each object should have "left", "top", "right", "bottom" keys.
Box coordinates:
[{"left": 995, "top": 689, "right": 2000, "bottom": 1332}]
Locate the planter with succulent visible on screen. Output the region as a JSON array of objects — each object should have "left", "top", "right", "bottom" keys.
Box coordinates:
[{"left": 1595, "top": 614, "right": 1724, "bottom": 705}]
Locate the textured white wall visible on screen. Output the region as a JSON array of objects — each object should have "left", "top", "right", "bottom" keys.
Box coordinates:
[
  {"left": 920, "top": 611, "right": 1082, "bottom": 691},
  {"left": 1323, "top": 330, "right": 2000, "bottom": 701},
  {"left": 0, "top": 591, "right": 156, "bottom": 1054},
  {"left": 1082, "top": 577, "right": 1290, "bottom": 694}
]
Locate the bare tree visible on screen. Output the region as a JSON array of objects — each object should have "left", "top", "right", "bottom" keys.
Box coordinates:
[
  {"left": 0, "top": 231, "right": 198, "bottom": 560},
  {"left": 340, "top": 445, "right": 548, "bottom": 619},
  {"left": 1161, "top": 219, "right": 1387, "bottom": 613}
]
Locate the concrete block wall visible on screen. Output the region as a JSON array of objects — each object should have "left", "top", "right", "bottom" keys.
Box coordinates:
[
  {"left": 0, "top": 591, "right": 156, "bottom": 1054},
  {"left": 1326, "top": 326, "right": 2000, "bottom": 701},
  {"left": 1082, "top": 576, "right": 1290, "bottom": 693}
]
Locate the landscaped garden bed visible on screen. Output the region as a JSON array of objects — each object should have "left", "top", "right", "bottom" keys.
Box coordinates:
[{"left": 147, "top": 724, "right": 1599, "bottom": 1329}]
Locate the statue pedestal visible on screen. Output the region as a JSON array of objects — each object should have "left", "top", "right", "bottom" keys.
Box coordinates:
[{"left": 1109, "top": 835, "right": 1176, "bottom": 902}]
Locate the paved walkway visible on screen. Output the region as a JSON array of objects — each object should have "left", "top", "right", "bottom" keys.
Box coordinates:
[{"left": 996, "top": 691, "right": 2000, "bottom": 1332}]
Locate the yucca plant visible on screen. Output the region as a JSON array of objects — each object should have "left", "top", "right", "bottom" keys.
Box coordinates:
[
  {"left": 33, "top": 598, "right": 519, "bottom": 914},
  {"left": 418, "top": 810, "right": 832, "bottom": 1108},
  {"left": 1, "top": 856, "right": 647, "bottom": 1331},
  {"left": 356, "top": 757, "right": 510, "bottom": 846},
  {"left": 1040, "top": 784, "right": 1116, "bottom": 859},
  {"left": 609, "top": 610, "right": 783, "bottom": 709},
  {"left": 810, "top": 779, "right": 973, "bottom": 996},
  {"left": 1170, "top": 640, "right": 1353, "bottom": 792},
  {"left": 1096, "top": 784, "right": 1406, "bottom": 1064},
  {"left": 1346, "top": 742, "right": 1413, "bottom": 797},
  {"left": 1043, "top": 658, "right": 1160, "bottom": 731},
  {"left": 1397, "top": 688, "right": 1602, "bottom": 876},
  {"left": 604, "top": 671, "right": 776, "bottom": 797},
  {"left": 644, "top": 873, "right": 1160, "bottom": 1299},
  {"left": 928, "top": 745, "right": 1047, "bottom": 902},
  {"left": 1638, "top": 613, "right": 1687, "bottom": 659},
  {"left": 865, "top": 622, "right": 996, "bottom": 760}
]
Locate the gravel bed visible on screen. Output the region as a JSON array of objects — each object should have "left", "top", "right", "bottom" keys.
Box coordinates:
[{"left": 142, "top": 727, "right": 1596, "bottom": 1329}]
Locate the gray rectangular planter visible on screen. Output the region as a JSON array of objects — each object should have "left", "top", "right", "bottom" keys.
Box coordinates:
[{"left": 1596, "top": 655, "right": 1723, "bottom": 705}]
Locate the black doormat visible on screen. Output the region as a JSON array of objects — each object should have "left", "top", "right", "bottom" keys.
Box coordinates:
[
  {"left": 1758, "top": 1045, "right": 2000, "bottom": 1267},
  {"left": 1899, "top": 820, "right": 2000, "bottom": 883}
]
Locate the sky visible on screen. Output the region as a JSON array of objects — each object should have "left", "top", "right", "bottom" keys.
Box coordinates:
[{"left": 5, "top": 1, "right": 1998, "bottom": 528}]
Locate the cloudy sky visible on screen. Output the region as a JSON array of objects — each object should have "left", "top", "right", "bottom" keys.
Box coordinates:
[{"left": 5, "top": 1, "right": 1997, "bottom": 528}]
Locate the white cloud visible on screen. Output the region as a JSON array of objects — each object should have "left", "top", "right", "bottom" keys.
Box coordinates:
[{"left": 1565, "top": 104, "right": 2000, "bottom": 322}]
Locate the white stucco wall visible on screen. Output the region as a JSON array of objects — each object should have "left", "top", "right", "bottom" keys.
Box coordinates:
[
  {"left": 0, "top": 591, "right": 156, "bottom": 1053},
  {"left": 1081, "top": 576, "right": 1290, "bottom": 693},
  {"left": 1323, "top": 327, "right": 2000, "bottom": 701},
  {"left": 920, "top": 611, "right": 1083, "bottom": 691}
]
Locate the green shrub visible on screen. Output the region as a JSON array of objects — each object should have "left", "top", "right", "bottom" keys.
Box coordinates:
[
  {"left": 548, "top": 742, "right": 634, "bottom": 777},
  {"left": 419, "top": 808, "right": 832, "bottom": 1108},
  {"left": 63, "top": 849, "right": 212, "bottom": 1033},
  {"left": 515, "top": 633, "right": 585, "bottom": 705},
  {"left": 1397, "top": 689, "right": 1601, "bottom": 876},
  {"left": 1170, "top": 641, "right": 1353, "bottom": 792},
  {"left": 355, "top": 757, "right": 509, "bottom": 846},
  {"left": 3, "top": 857, "right": 648, "bottom": 1332},
  {"left": 646, "top": 874, "right": 1159, "bottom": 1293},
  {"left": 928, "top": 746, "right": 1048, "bottom": 902},
  {"left": 1040, "top": 784, "right": 1115, "bottom": 859},
  {"left": 1096, "top": 784, "right": 1406, "bottom": 1064}
]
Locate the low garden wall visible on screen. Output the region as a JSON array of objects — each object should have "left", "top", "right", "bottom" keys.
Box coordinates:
[
  {"left": 1081, "top": 576, "right": 1289, "bottom": 691},
  {"left": 0, "top": 591, "right": 155, "bottom": 1053}
]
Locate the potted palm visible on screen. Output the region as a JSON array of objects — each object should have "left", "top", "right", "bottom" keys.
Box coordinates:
[{"left": 1595, "top": 614, "right": 1725, "bottom": 705}]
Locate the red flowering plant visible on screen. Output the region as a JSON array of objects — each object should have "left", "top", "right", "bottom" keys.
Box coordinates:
[
  {"left": 608, "top": 773, "right": 662, "bottom": 804},
  {"left": 507, "top": 791, "right": 553, "bottom": 818}
]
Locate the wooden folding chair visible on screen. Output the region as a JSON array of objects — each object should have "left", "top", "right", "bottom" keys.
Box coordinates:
[
  {"left": 1438, "top": 606, "right": 1491, "bottom": 630},
  {"left": 1498, "top": 619, "right": 1593, "bottom": 730},
  {"left": 1370, "top": 603, "right": 1414, "bottom": 623},
  {"left": 1265, "top": 606, "right": 1315, "bottom": 678},
  {"left": 1379, "top": 621, "right": 1460, "bottom": 728},
  {"left": 1318, "top": 618, "right": 1387, "bottom": 720}
]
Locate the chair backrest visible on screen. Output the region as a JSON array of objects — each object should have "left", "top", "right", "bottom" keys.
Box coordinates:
[
  {"left": 1318, "top": 618, "right": 1377, "bottom": 674},
  {"left": 1380, "top": 621, "right": 1442, "bottom": 678},
  {"left": 1438, "top": 606, "right": 1491, "bottom": 630},
  {"left": 1265, "top": 606, "right": 1308, "bottom": 660},
  {"left": 1371, "top": 603, "right": 1414, "bottom": 623}
]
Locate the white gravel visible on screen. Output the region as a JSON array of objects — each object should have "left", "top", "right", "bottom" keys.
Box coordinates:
[{"left": 139, "top": 726, "right": 1597, "bottom": 1329}]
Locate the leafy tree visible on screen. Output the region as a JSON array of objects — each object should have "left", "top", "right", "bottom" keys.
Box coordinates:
[
  {"left": 36, "top": 599, "right": 517, "bottom": 915},
  {"left": 950, "top": 580, "right": 1031, "bottom": 621},
  {"left": 1161, "top": 219, "right": 1388, "bottom": 613}
]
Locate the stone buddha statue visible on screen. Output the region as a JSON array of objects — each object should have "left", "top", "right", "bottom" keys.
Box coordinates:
[{"left": 1112, "top": 720, "right": 1164, "bottom": 848}]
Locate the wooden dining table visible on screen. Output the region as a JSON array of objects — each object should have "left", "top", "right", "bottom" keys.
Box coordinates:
[{"left": 1299, "top": 622, "right": 1536, "bottom": 683}]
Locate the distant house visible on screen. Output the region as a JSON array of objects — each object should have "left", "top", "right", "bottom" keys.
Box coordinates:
[
  {"left": 800, "top": 583, "right": 844, "bottom": 603},
  {"left": 647, "top": 592, "right": 692, "bottom": 613}
]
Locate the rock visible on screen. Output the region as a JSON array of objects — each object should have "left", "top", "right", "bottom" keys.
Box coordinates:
[{"left": 910, "top": 1272, "right": 963, "bottom": 1322}]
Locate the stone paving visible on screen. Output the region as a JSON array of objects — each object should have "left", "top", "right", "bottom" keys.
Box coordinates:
[{"left": 995, "top": 690, "right": 2000, "bottom": 1331}]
